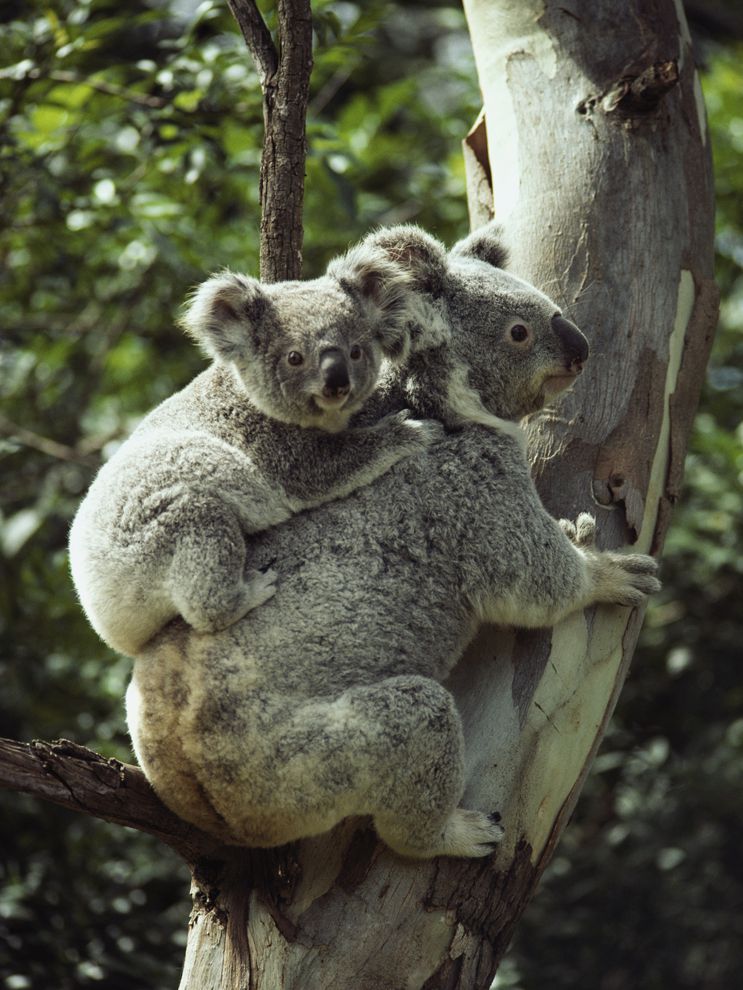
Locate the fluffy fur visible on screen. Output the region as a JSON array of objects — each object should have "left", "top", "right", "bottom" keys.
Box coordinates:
[
  {"left": 126, "top": 223, "right": 660, "bottom": 858},
  {"left": 69, "top": 246, "right": 441, "bottom": 656}
]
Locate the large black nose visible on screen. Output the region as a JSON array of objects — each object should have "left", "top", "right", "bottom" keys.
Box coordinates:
[
  {"left": 552, "top": 314, "right": 589, "bottom": 368},
  {"left": 320, "top": 348, "right": 351, "bottom": 397}
]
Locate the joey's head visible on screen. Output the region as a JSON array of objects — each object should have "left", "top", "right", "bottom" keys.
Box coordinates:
[
  {"left": 361, "top": 222, "right": 589, "bottom": 423},
  {"left": 179, "top": 247, "right": 412, "bottom": 432}
]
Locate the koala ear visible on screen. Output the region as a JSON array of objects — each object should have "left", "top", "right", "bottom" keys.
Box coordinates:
[
  {"left": 327, "top": 244, "right": 413, "bottom": 363},
  {"left": 179, "top": 272, "right": 267, "bottom": 363},
  {"left": 361, "top": 224, "right": 448, "bottom": 296},
  {"left": 451, "top": 222, "right": 509, "bottom": 269}
]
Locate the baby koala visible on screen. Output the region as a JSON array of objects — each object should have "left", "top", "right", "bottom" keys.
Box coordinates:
[{"left": 69, "top": 245, "right": 438, "bottom": 656}]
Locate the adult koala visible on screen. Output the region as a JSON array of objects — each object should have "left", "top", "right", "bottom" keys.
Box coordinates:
[{"left": 127, "top": 224, "right": 660, "bottom": 859}]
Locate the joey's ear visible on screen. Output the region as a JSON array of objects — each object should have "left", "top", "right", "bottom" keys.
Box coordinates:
[
  {"left": 327, "top": 243, "right": 413, "bottom": 362},
  {"left": 361, "top": 224, "right": 448, "bottom": 296},
  {"left": 179, "top": 272, "right": 267, "bottom": 363},
  {"left": 450, "top": 222, "right": 509, "bottom": 269}
]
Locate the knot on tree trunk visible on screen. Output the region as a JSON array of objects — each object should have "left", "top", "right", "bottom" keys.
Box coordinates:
[{"left": 578, "top": 59, "right": 680, "bottom": 119}]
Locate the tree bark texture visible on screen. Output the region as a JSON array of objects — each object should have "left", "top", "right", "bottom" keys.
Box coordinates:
[
  {"left": 0, "top": 737, "right": 221, "bottom": 863},
  {"left": 174, "top": 3, "right": 718, "bottom": 988},
  {"left": 228, "top": 0, "right": 313, "bottom": 281}
]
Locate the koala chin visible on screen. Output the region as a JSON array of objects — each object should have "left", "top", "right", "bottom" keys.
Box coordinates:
[
  {"left": 68, "top": 245, "right": 444, "bottom": 657},
  {"left": 126, "top": 221, "right": 660, "bottom": 860}
]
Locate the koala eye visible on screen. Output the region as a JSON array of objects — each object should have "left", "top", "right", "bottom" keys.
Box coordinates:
[
  {"left": 287, "top": 351, "right": 304, "bottom": 366},
  {"left": 349, "top": 345, "right": 363, "bottom": 361},
  {"left": 509, "top": 324, "right": 530, "bottom": 344}
]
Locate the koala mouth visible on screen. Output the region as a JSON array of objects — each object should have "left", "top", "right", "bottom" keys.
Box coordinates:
[
  {"left": 541, "top": 368, "right": 582, "bottom": 399},
  {"left": 313, "top": 392, "right": 351, "bottom": 411}
]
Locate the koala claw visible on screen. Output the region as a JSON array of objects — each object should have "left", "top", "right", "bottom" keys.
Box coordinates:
[
  {"left": 402, "top": 415, "right": 446, "bottom": 447},
  {"left": 440, "top": 808, "right": 505, "bottom": 858},
  {"left": 590, "top": 551, "right": 661, "bottom": 607},
  {"left": 560, "top": 512, "right": 597, "bottom": 548},
  {"left": 241, "top": 567, "right": 278, "bottom": 612}
]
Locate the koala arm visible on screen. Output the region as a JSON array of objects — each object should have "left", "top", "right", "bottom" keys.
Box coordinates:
[
  {"left": 471, "top": 505, "right": 660, "bottom": 629},
  {"left": 273, "top": 411, "right": 443, "bottom": 508},
  {"left": 459, "top": 441, "right": 660, "bottom": 630}
]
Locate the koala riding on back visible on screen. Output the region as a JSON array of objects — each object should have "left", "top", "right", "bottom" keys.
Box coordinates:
[
  {"left": 127, "top": 223, "right": 661, "bottom": 861},
  {"left": 69, "top": 246, "right": 439, "bottom": 657}
]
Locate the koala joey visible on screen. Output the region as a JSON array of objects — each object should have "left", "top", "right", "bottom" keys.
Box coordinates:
[
  {"left": 69, "top": 245, "right": 441, "bottom": 657},
  {"left": 126, "top": 222, "right": 661, "bottom": 860}
]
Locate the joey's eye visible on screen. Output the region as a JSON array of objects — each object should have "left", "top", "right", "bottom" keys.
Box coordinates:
[
  {"left": 510, "top": 324, "right": 529, "bottom": 343},
  {"left": 349, "top": 345, "right": 362, "bottom": 360},
  {"left": 287, "top": 351, "right": 304, "bottom": 366}
]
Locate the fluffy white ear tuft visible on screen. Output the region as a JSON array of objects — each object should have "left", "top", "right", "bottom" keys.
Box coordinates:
[
  {"left": 451, "top": 222, "right": 509, "bottom": 269},
  {"left": 179, "top": 272, "right": 266, "bottom": 363},
  {"left": 362, "top": 224, "right": 448, "bottom": 295},
  {"left": 327, "top": 244, "right": 414, "bottom": 363}
]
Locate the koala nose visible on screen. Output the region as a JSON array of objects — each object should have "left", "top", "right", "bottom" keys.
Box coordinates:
[
  {"left": 320, "top": 348, "right": 351, "bottom": 398},
  {"left": 552, "top": 314, "right": 589, "bottom": 371}
]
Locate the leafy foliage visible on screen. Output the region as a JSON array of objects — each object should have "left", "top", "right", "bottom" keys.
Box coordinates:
[{"left": 0, "top": 1, "right": 741, "bottom": 987}]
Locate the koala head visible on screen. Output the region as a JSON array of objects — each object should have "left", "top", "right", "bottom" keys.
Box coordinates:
[
  {"left": 361, "top": 223, "right": 589, "bottom": 423},
  {"left": 181, "top": 246, "right": 412, "bottom": 431}
]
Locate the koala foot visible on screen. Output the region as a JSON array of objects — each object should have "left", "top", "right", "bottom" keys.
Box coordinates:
[
  {"left": 241, "top": 567, "right": 278, "bottom": 612},
  {"left": 436, "top": 808, "right": 505, "bottom": 858},
  {"left": 378, "top": 808, "right": 504, "bottom": 860},
  {"left": 587, "top": 551, "right": 661, "bottom": 607},
  {"left": 559, "top": 512, "right": 597, "bottom": 548}
]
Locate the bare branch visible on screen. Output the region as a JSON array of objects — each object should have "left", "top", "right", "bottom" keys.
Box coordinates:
[
  {"left": 0, "top": 737, "right": 220, "bottom": 865},
  {"left": 228, "top": 0, "right": 279, "bottom": 88},
  {"left": 0, "top": 415, "right": 100, "bottom": 466},
  {"left": 29, "top": 69, "right": 169, "bottom": 108}
]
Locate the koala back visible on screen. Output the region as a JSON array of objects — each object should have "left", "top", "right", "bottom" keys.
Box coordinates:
[{"left": 128, "top": 425, "right": 569, "bottom": 844}]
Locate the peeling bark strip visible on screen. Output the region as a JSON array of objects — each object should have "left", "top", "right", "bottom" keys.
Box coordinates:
[{"left": 228, "top": 0, "right": 313, "bottom": 282}]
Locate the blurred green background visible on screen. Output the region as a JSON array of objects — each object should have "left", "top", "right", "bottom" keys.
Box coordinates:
[{"left": 1, "top": 1, "right": 741, "bottom": 987}]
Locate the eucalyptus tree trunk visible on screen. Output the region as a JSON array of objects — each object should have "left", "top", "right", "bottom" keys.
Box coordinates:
[{"left": 174, "top": 3, "right": 717, "bottom": 988}]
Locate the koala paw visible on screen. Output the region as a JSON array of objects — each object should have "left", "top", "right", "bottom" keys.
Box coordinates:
[
  {"left": 395, "top": 410, "right": 446, "bottom": 448},
  {"left": 559, "top": 512, "right": 597, "bottom": 548},
  {"left": 240, "top": 567, "right": 278, "bottom": 613},
  {"left": 438, "top": 808, "right": 505, "bottom": 858},
  {"left": 588, "top": 551, "right": 661, "bottom": 607}
]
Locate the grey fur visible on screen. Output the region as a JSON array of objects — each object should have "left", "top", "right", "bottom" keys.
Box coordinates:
[
  {"left": 126, "top": 223, "right": 661, "bottom": 859},
  {"left": 69, "top": 246, "right": 442, "bottom": 657}
]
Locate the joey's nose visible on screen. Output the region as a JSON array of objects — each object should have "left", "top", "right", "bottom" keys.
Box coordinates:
[
  {"left": 552, "top": 314, "right": 589, "bottom": 369},
  {"left": 320, "top": 349, "right": 351, "bottom": 398}
]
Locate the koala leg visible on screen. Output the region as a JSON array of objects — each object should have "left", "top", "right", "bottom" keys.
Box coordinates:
[
  {"left": 352, "top": 677, "right": 504, "bottom": 859},
  {"left": 196, "top": 676, "right": 503, "bottom": 859},
  {"left": 167, "top": 495, "right": 277, "bottom": 633}
]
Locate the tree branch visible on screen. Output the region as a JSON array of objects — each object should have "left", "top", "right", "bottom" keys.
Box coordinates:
[
  {"left": 227, "top": 1, "right": 278, "bottom": 87},
  {"left": 0, "top": 737, "right": 220, "bottom": 865},
  {"left": 228, "top": 0, "right": 313, "bottom": 281},
  {"left": 0, "top": 415, "right": 104, "bottom": 466}
]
